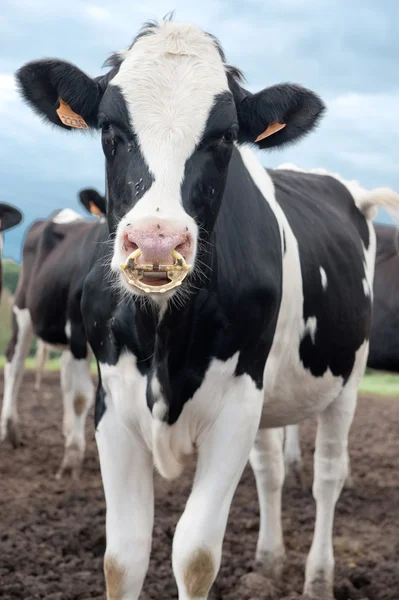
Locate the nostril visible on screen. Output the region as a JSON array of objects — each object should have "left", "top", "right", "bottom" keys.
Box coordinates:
[
  {"left": 175, "top": 237, "right": 191, "bottom": 258},
  {"left": 122, "top": 234, "right": 138, "bottom": 253}
]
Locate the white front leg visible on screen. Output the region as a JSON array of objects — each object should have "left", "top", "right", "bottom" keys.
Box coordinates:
[
  {"left": 172, "top": 375, "right": 263, "bottom": 599},
  {"left": 97, "top": 356, "right": 153, "bottom": 600},
  {"left": 96, "top": 403, "right": 154, "bottom": 600}
]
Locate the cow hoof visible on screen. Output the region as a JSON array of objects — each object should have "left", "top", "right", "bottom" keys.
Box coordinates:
[
  {"left": 303, "top": 574, "right": 334, "bottom": 600},
  {"left": 284, "top": 460, "right": 304, "bottom": 488},
  {"left": 255, "top": 548, "right": 286, "bottom": 579},
  {"left": 56, "top": 443, "right": 84, "bottom": 480},
  {"left": 1, "top": 419, "right": 22, "bottom": 448}
]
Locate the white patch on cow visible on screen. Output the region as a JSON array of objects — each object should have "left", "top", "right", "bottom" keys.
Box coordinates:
[
  {"left": 0, "top": 307, "right": 33, "bottom": 442},
  {"left": 362, "top": 227, "right": 377, "bottom": 302},
  {"left": 65, "top": 320, "right": 71, "bottom": 340},
  {"left": 151, "top": 375, "right": 168, "bottom": 420},
  {"left": 362, "top": 277, "right": 370, "bottom": 296},
  {"left": 99, "top": 353, "right": 153, "bottom": 450},
  {"left": 152, "top": 398, "right": 168, "bottom": 421},
  {"left": 110, "top": 23, "right": 229, "bottom": 279},
  {"left": 52, "top": 208, "right": 83, "bottom": 224},
  {"left": 302, "top": 316, "right": 317, "bottom": 344},
  {"left": 320, "top": 266, "right": 328, "bottom": 290},
  {"left": 238, "top": 146, "right": 278, "bottom": 212}
]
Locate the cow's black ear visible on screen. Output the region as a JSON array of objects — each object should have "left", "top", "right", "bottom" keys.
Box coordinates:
[
  {"left": 16, "top": 59, "right": 105, "bottom": 130},
  {"left": 79, "top": 189, "right": 106, "bottom": 216},
  {"left": 233, "top": 82, "right": 325, "bottom": 149},
  {"left": 0, "top": 203, "right": 23, "bottom": 232}
]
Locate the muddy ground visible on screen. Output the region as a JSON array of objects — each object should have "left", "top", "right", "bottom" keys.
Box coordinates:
[{"left": 0, "top": 371, "right": 398, "bottom": 599}]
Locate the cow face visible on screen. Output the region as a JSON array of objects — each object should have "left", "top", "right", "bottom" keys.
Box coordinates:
[
  {"left": 0, "top": 203, "right": 23, "bottom": 233},
  {"left": 16, "top": 20, "right": 324, "bottom": 301}
]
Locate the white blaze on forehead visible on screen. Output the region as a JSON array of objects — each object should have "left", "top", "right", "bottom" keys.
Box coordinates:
[{"left": 110, "top": 23, "right": 230, "bottom": 182}]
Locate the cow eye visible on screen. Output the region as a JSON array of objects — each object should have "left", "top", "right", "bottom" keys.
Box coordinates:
[
  {"left": 101, "top": 121, "right": 116, "bottom": 158},
  {"left": 222, "top": 128, "right": 238, "bottom": 144},
  {"left": 101, "top": 120, "right": 111, "bottom": 133}
]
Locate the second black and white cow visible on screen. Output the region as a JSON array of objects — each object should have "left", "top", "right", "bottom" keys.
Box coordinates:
[
  {"left": 1, "top": 189, "right": 106, "bottom": 478},
  {"left": 16, "top": 19, "right": 399, "bottom": 600},
  {"left": 368, "top": 223, "right": 399, "bottom": 371},
  {"left": 0, "top": 202, "right": 23, "bottom": 299}
]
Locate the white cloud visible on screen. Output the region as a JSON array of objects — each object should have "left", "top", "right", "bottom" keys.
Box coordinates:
[
  {"left": 85, "top": 5, "right": 110, "bottom": 21},
  {"left": 329, "top": 91, "right": 399, "bottom": 133}
]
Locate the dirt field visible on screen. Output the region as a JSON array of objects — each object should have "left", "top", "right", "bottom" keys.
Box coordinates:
[{"left": 0, "top": 372, "right": 398, "bottom": 600}]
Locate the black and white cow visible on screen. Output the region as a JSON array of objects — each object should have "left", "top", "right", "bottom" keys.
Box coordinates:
[
  {"left": 1, "top": 190, "right": 106, "bottom": 479},
  {"left": 16, "top": 19, "right": 399, "bottom": 600},
  {"left": 0, "top": 203, "right": 23, "bottom": 299},
  {"left": 368, "top": 223, "right": 399, "bottom": 371},
  {"left": 282, "top": 214, "right": 399, "bottom": 485}
]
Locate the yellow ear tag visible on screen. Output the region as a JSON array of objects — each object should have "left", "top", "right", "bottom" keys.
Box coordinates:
[
  {"left": 56, "top": 98, "right": 88, "bottom": 129},
  {"left": 255, "top": 121, "right": 286, "bottom": 143},
  {"left": 89, "top": 201, "right": 102, "bottom": 216}
]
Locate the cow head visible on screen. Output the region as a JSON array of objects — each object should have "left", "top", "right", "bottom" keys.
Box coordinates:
[
  {"left": 16, "top": 19, "right": 325, "bottom": 301},
  {"left": 0, "top": 203, "right": 23, "bottom": 234},
  {"left": 78, "top": 188, "right": 107, "bottom": 217}
]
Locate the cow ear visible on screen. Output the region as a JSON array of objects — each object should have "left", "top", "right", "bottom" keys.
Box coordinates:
[
  {"left": 0, "top": 203, "right": 23, "bottom": 233},
  {"left": 235, "top": 83, "right": 325, "bottom": 149},
  {"left": 16, "top": 59, "right": 105, "bottom": 130},
  {"left": 79, "top": 189, "right": 106, "bottom": 216}
]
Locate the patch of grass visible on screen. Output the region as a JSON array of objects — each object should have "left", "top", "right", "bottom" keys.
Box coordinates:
[
  {"left": 359, "top": 371, "right": 399, "bottom": 397},
  {"left": 0, "top": 355, "right": 98, "bottom": 374}
]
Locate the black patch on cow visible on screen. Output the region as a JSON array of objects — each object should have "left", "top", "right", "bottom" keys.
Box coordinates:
[
  {"left": 94, "top": 379, "right": 107, "bottom": 429},
  {"left": 269, "top": 168, "right": 371, "bottom": 383},
  {"left": 99, "top": 85, "right": 155, "bottom": 233},
  {"left": 181, "top": 92, "right": 237, "bottom": 232},
  {"left": 282, "top": 229, "right": 286, "bottom": 254}
]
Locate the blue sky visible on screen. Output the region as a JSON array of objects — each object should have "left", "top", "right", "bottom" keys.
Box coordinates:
[{"left": 1, "top": 0, "right": 398, "bottom": 261}]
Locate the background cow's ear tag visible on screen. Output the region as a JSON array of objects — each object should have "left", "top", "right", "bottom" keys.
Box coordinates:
[
  {"left": 89, "top": 201, "right": 102, "bottom": 216},
  {"left": 56, "top": 98, "right": 88, "bottom": 129},
  {"left": 255, "top": 121, "right": 286, "bottom": 143}
]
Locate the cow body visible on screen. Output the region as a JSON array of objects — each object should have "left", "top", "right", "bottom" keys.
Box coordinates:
[
  {"left": 1, "top": 193, "right": 106, "bottom": 478},
  {"left": 17, "top": 19, "right": 399, "bottom": 600},
  {"left": 368, "top": 223, "right": 399, "bottom": 371},
  {"left": 279, "top": 176, "right": 399, "bottom": 486}
]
